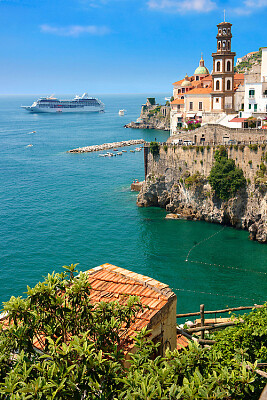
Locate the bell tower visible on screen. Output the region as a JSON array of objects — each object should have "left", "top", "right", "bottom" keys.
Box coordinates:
[{"left": 211, "top": 19, "right": 236, "bottom": 113}]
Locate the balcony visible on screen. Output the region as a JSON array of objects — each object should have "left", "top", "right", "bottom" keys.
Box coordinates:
[{"left": 249, "top": 95, "right": 255, "bottom": 99}]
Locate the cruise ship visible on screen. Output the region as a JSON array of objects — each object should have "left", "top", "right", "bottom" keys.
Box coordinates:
[{"left": 21, "top": 93, "right": 105, "bottom": 113}]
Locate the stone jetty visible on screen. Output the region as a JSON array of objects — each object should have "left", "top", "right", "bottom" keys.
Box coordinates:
[{"left": 68, "top": 139, "right": 145, "bottom": 153}]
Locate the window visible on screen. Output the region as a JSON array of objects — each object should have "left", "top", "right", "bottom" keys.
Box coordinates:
[
  {"left": 218, "top": 41, "right": 221, "bottom": 50},
  {"left": 199, "top": 102, "right": 203, "bottom": 111},
  {"left": 216, "top": 61, "right": 220, "bottom": 72},
  {"left": 216, "top": 80, "right": 220, "bottom": 90},
  {"left": 228, "top": 41, "right": 230, "bottom": 50},
  {"left": 254, "top": 104, "right": 257, "bottom": 112},
  {"left": 178, "top": 89, "right": 181, "bottom": 94},
  {"left": 177, "top": 105, "right": 180, "bottom": 110},
  {"left": 227, "top": 61, "right": 231, "bottom": 72},
  {"left": 227, "top": 80, "right": 231, "bottom": 90},
  {"left": 182, "top": 88, "right": 185, "bottom": 93},
  {"left": 223, "top": 41, "right": 226, "bottom": 48},
  {"left": 216, "top": 98, "right": 219, "bottom": 103},
  {"left": 189, "top": 102, "right": 193, "bottom": 110},
  {"left": 181, "top": 96, "right": 184, "bottom": 99},
  {"left": 249, "top": 104, "right": 251, "bottom": 109},
  {"left": 249, "top": 89, "right": 255, "bottom": 98},
  {"left": 196, "top": 76, "right": 199, "bottom": 81}
]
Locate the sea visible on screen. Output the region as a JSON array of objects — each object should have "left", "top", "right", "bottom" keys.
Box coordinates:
[{"left": 0, "top": 94, "right": 266, "bottom": 317}]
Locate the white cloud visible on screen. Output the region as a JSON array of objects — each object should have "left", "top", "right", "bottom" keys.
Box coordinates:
[
  {"left": 232, "top": 0, "right": 267, "bottom": 14},
  {"left": 147, "top": 0, "right": 217, "bottom": 13},
  {"left": 40, "top": 24, "right": 111, "bottom": 37}
]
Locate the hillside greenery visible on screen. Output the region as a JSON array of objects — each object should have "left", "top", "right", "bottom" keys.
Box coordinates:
[
  {"left": 0, "top": 265, "right": 266, "bottom": 399},
  {"left": 208, "top": 146, "right": 246, "bottom": 201},
  {"left": 234, "top": 48, "right": 262, "bottom": 73}
]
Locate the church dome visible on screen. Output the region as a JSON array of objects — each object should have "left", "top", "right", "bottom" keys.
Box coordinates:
[
  {"left": 194, "top": 55, "right": 209, "bottom": 75},
  {"left": 181, "top": 74, "right": 192, "bottom": 87}
]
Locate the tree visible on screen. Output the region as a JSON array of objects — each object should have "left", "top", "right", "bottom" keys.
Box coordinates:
[
  {"left": 150, "top": 141, "right": 160, "bottom": 156},
  {"left": 0, "top": 264, "right": 142, "bottom": 399},
  {"left": 208, "top": 147, "right": 246, "bottom": 201},
  {"left": 0, "top": 265, "right": 265, "bottom": 399}
]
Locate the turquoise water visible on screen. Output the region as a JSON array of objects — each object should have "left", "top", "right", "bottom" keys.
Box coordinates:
[{"left": 0, "top": 94, "right": 266, "bottom": 315}]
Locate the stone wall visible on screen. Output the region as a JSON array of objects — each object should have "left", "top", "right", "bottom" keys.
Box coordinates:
[
  {"left": 168, "top": 124, "right": 267, "bottom": 145},
  {"left": 138, "top": 138, "right": 267, "bottom": 243}
]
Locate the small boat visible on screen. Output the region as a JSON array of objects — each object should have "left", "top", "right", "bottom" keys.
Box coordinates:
[
  {"left": 118, "top": 109, "right": 126, "bottom": 116},
  {"left": 135, "top": 147, "right": 142, "bottom": 151},
  {"left": 130, "top": 150, "right": 135, "bottom": 153},
  {"left": 117, "top": 152, "right": 123, "bottom": 155},
  {"left": 27, "top": 144, "right": 33, "bottom": 147},
  {"left": 99, "top": 154, "right": 106, "bottom": 157},
  {"left": 122, "top": 150, "right": 127, "bottom": 153},
  {"left": 113, "top": 148, "right": 118, "bottom": 151}
]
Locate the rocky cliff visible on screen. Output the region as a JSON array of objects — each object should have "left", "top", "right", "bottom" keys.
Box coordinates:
[
  {"left": 137, "top": 143, "right": 267, "bottom": 243},
  {"left": 125, "top": 98, "right": 170, "bottom": 131}
]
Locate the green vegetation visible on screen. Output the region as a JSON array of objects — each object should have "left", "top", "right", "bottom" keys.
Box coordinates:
[
  {"left": 254, "top": 163, "right": 267, "bottom": 185},
  {"left": 184, "top": 172, "right": 204, "bottom": 188},
  {"left": 235, "top": 48, "right": 262, "bottom": 73},
  {"left": 0, "top": 266, "right": 266, "bottom": 399},
  {"left": 148, "top": 105, "right": 161, "bottom": 115},
  {"left": 163, "top": 144, "right": 168, "bottom": 152},
  {"left": 208, "top": 146, "right": 246, "bottom": 201},
  {"left": 249, "top": 144, "right": 258, "bottom": 151},
  {"left": 248, "top": 160, "right": 252, "bottom": 165},
  {"left": 150, "top": 141, "right": 160, "bottom": 156}
]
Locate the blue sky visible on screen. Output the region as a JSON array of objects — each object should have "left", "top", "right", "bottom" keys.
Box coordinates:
[{"left": 0, "top": 0, "right": 266, "bottom": 94}]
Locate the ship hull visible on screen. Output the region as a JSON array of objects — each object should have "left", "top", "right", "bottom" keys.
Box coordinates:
[{"left": 22, "top": 106, "right": 104, "bottom": 113}]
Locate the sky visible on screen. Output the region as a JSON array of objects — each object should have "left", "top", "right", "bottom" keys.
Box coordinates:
[{"left": 0, "top": 0, "right": 266, "bottom": 94}]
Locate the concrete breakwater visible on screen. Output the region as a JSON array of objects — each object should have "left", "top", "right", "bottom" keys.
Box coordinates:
[{"left": 68, "top": 139, "right": 145, "bottom": 153}]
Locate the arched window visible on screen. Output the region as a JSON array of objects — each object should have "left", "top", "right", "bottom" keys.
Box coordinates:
[
  {"left": 228, "top": 41, "right": 230, "bottom": 50},
  {"left": 216, "top": 61, "right": 220, "bottom": 72},
  {"left": 227, "top": 61, "right": 231, "bottom": 72},
  {"left": 218, "top": 41, "right": 221, "bottom": 50},
  {"left": 227, "top": 80, "right": 231, "bottom": 90},
  {"left": 216, "top": 80, "right": 220, "bottom": 91}
]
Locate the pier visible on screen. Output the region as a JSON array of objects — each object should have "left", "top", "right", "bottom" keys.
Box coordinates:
[{"left": 68, "top": 139, "right": 145, "bottom": 153}]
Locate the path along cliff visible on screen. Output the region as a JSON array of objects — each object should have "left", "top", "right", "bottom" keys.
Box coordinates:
[{"left": 137, "top": 125, "right": 267, "bottom": 243}]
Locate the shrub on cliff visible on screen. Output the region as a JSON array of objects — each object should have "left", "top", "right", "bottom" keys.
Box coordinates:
[
  {"left": 208, "top": 147, "right": 246, "bottom": 201},
  {"left": 150, "top": 141, "right": 160, "bottom": 156}
]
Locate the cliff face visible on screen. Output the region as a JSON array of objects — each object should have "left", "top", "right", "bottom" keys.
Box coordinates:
[
  {"left": 137, "top": 145, "right": 267, "bottom": 243},
  {"left": 125, "top": 102, "right": 170, "bottom": 131}
]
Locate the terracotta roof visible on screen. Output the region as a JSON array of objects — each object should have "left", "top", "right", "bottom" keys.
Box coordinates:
[
  {"left": 229, "top": 117, "right": 247, "bottom": 122},
  {"left": 185, "top": 87, "right": 212, "bottom": 95},
  {"left": 171, "top": 99, "right": 184, "bottom": 105},
  {"left": 1, "top": 264, "right": 177, "bottom": 354},
  {"left": 234, "top": 73, "right": 244, "bottom": 80},
  {"left": 201, "top": 75, "right": 212, "bottom": 81},
  {"left": 173, "top": 75, "right": 194, "bottom": 86},
  {"left": 177, "top": 334, "right": 190, "bottom": 350}
]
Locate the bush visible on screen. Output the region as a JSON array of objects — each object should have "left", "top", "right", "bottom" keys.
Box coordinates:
[
  {"left": 208, "top": 147, "right": 246, "bottom": 201},
  {"left": 163, "top": 144, "right": 168, "bottom": 152},
  {"left": 150, "top": 141, "right": 160, "bottom": 156},
  {"left": 248, "top": 160, "right": 252, "bottom": 165},
  {"left": 249, "top": 144, "right": 258, "bottom": 151}
]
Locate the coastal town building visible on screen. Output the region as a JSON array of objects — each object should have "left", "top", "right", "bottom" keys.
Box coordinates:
[
  {"left": 243, "top": 47, "right": 267, "bottom": 117},
  {"left": 170, "top": 19, "right": 246, "bottom": 135}
]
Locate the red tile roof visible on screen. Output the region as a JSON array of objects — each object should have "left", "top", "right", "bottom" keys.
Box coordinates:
[
  {"left": 186, "top": 87, "right": 212, "bottom": 95},
  {"left": 229, "top": 117, "right": 247, "bottom": 122},
  {"left": 171, "top": 99, "right": 184, "bottom": 105}
]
